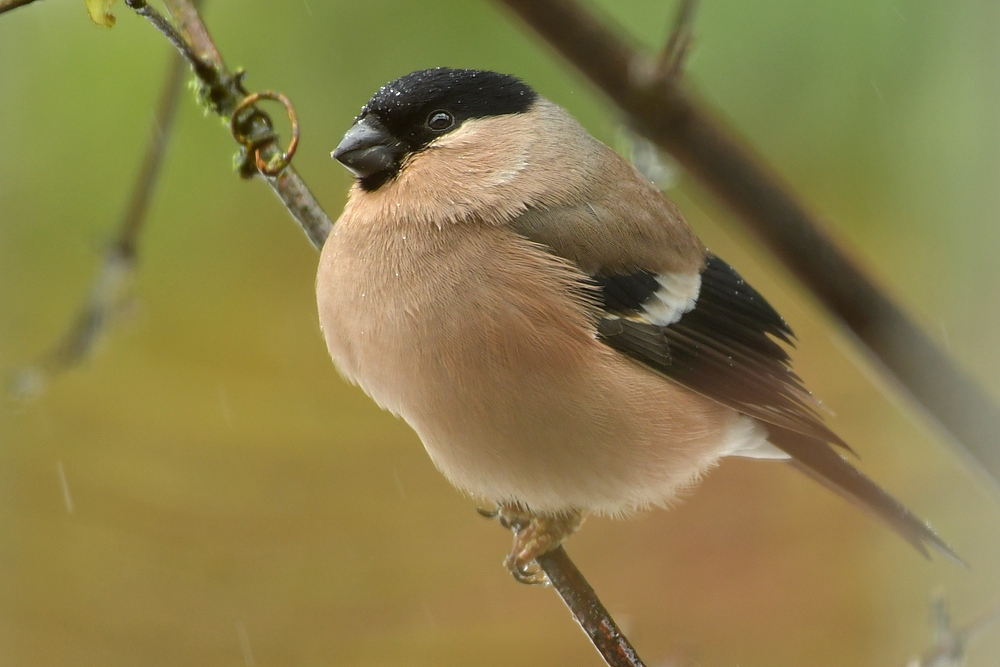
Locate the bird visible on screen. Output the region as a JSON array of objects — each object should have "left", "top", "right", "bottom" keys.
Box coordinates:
[{"left": 316, "top": 67, "right": 956, "bottom": 583}]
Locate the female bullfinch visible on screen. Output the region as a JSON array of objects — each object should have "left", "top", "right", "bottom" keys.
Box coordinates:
[{"left": 316, "top": 68, "right": 956, "bottom": 582}]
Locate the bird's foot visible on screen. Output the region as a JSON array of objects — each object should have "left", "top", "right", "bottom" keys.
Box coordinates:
[{"left": 479, "top": 503, "right": 584, "bottom": 585}]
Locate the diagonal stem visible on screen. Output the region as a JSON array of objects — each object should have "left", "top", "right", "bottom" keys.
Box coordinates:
[
  {"left": 125, "top": 0, "right": 215, "bottom": 81},
  {"left": 115, "top": 48, "right": 188, "bottom": 259},
  {"left": 161, "top": 0, "right": 223, "bottom": 66},
  {"left": 537, "top": 547, "right": 647, "bottom": 667}
]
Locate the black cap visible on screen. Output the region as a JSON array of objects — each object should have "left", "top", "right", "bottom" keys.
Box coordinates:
[{"left": 334, "top": 68, "right": 538, "bottom": 190}]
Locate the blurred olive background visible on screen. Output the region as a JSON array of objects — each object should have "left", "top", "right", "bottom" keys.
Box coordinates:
[{"left": 2, "top": 1, "right": 1000, "bottom": 665}]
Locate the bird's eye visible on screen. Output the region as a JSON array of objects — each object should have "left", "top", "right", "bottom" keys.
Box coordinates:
[{"left": 426, "top": 110, "right": 454, "bottom": 132}]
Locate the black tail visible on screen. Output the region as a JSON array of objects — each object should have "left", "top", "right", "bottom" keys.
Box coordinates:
[{"left": 766, "top": 424, "right": 962, "bottom": 563}]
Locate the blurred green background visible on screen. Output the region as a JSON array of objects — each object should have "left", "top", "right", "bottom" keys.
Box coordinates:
[{"left": 2, "top": 1, "right": 1000, "bottom": 665}]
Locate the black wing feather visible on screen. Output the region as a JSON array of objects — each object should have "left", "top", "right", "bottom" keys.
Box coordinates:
[
  {"left": 597, "top": 255, "right": 847, "bottom": 448},
  {"left": 591, "top": 252, "right": 957, "bottom": 560}
]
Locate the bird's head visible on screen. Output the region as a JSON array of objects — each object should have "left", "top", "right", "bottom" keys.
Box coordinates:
[{"left": 333, "top": 68, "right": 539, "bottom": 192}]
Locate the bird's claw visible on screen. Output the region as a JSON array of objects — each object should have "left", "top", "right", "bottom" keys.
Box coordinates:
[
  {"left": 476, "top": 506, "right": 499, "bottom": 519},
  {"left": 506, "top": 556, "right": 548, "bottom": 585},
  {"left": 480, "top": 503, "right": 584, "bottom": 585}
]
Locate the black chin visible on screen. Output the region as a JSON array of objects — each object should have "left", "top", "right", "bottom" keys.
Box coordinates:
[{"left": 358, "top": 169, "right": 399, "bottom": 192}]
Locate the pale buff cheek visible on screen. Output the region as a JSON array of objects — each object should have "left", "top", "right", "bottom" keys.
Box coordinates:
[{"left": 343, "top": 104, "right": 603, "bottom": 230}]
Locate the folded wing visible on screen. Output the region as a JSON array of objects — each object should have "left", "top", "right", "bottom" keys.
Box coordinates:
[{"left": 512, "top": 199, "right": 956, "bottom": 560}]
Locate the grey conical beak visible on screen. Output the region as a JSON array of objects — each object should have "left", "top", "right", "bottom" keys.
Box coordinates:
[{"left": 332, "top": 116, "right": 404, "bottom": 180}]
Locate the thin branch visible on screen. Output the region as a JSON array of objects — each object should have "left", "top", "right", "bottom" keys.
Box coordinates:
[
  {"left": 126, "top": 0, "right": 215, "bottom": 82},
  {"left": 656, "top": 0, "right": 697, "bottom": 79},
  {"left": 0, "top": 0, "right": 40, "bottom": 15},
  {"left": 125, "top": 0, "right": 332, "bottom": 249},
  {"left": 496, "top": 0, "right": 1000, "bottom": 491},
  {"left": 116, "top": 49, "right": 188, "bottom": 259},
  {"left": 161, "top": 0, "right": 223, "bottom": 66},
  {"left": 908, "top": 597, "right": 1000, "bottom": 666},
  {"left": 9, "top": 46, "right": 188, "bottom": 400},
  {"left": 537, "top": 547, "right": 647, "bottom": 667}
]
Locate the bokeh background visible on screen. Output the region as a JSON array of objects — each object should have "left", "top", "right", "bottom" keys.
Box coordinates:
[{"left": 3, "top": 1, "right": 1000, "bottom": 665}]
